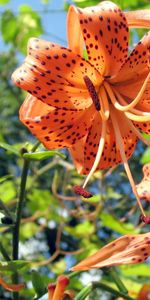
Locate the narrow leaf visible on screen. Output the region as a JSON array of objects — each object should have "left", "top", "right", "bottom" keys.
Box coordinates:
[{"left": 23, "top": 151, "right": 65, "bottom": 161}]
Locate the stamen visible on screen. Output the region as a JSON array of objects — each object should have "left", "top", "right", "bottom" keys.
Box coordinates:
[
  {"left": 110, "top": 107, "right": 146, "bottom": 217},
  {"left": 112, "top": 87, "right": 150, "bottom": 113},
  {"left": 83, "top": 120, "right": 107, "bottom": 189},
  {"left": 104, "top": 73, "right": 150, "bottom": 112},
  {"left": 73, "top": 186, "right": 93, "bottom": 198},
  {"left": 84, "top": 76, "right": 101, "bottom": 111},
  {"left": 141, "top": 215, "right": 150, "bottom": 224},
  {"left": 125, "top": 111, "right": 150, "bottom": 122}
]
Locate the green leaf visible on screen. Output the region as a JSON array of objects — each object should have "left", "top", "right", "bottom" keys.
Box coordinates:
[
  {"left": 0, "top": 142, "right": 20, "bottom": 156},
  {"left": 66, "top": 221, "right": 95, "bottom": 238},
  {"left": 0, "top": 181, "right": 16, "bottom": 203},
  {"left": 31, "top": 270, "right": 46, "bottom": 297},
  {"left": 140, "top": 147, "right": 150, "bottom": 164},
  {"left": 0, "top": 260, "right": 29, "bottom": 272},
  {"left": 23, "top": 150, "right": 65, "bottom": 161},
  {"left": 0, "top": 175, "right": 13, "bottom": 184},
  {"left": 1, "top": 10, "right": 18, "bottom": 43},
  {"left": 0, "top": 0, "right": 10, "bottom": 4},
  {"left": 20, "top": 222, "right": 39, "bottom": 240},
  {"left": 100, "top": 213, "right": 139, "bottom": 235},
  {"left": 121, "top": 264, "right": 150, "bottom": 277}
]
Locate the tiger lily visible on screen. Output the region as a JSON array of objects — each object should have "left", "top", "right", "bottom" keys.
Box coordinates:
[
  {"left": 137, "top": 164, "right": 150, "bottom": 202},
  {"left": 12, "top": 1, "right": 150, "bottom": 217},
  {"left": 71, "top": 233, "right": 150, "bottom": 271}
]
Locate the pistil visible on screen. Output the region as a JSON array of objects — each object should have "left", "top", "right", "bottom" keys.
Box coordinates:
[{"left": 83, "top": 76, "right": 101, "bottom": 111}]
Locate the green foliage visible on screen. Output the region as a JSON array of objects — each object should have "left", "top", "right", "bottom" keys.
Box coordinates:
[
  {"left": 1, "top": 5, "right": 43, "bottom": 54},
  {"left": 0, "top": 0, "right": 10, "bottom": 4}
]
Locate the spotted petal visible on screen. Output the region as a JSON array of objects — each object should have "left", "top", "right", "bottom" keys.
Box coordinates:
[
  {"left": 12, "top": 38, "right": 102, "bottom": 110},
  {"left": 70, "top": 108, "right": 137, "bottom": 174},
  {"left": 112, "top": 31, "right": 150, "bottom": 84},
  {"left": 125, "top": 10, "right": 150, "bottom": 29},
  {"left": 20, "top": 95, "right": 95, "bottom": 149},
  {"left": 68, "top": 1, "right": 129, "bottom": 77},
  {"left": 71, "top": 233, "right": 150, "bottom": 271}
]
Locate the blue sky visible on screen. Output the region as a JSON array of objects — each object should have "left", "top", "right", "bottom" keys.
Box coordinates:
[{"left": 0, "top": 0, "right": 68, "bottom": 50}]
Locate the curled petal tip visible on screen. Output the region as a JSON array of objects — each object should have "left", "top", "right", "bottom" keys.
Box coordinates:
[{"left": 73, "top": 186, "right": 93, "bottom": 198}]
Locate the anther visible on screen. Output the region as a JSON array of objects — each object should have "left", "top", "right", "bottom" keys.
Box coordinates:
[
  {"left": 140, "top": 215, "right": 150, "bottom": 224},
  {"left": 83, "top": 76, "right": 101, "bottom": 111},
  {"left": 73, "top": 186, "right": 93, "bottom": 198}
]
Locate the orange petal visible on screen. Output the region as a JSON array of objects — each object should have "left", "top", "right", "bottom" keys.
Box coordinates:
[
  {"left": 48, "top": 283, "right": 56, "bottom": 300},
  {"left": 52, "top": 275, "right": 70, "bottom": 300},
  {"left": 137, "top": 283, "right": 150, "bottom": 300},
  {"left": 67, "top": 5, "right": 84, "bottom": 56},
  {"left": 70, "top": 108, "right": 137, "bottom": 174},
  {"left": 112, "top": 31, "right": 150, "bottom": 84},
  {"left": 125, "top": 10, "right": 150, "bottom": 29},
  {"left": 12, "top": 38, "right": 101, "bottom": 110},
  {"left": 71, "top": 233, "right": 150, "bottom": 271},
  {"left": 136, "top": 164, "right": 150, "bottom": 202},
  {"left": 19, "top": 94, "right": 95, "bottom": 149},
  {"left": 67, "top": 2, "right": 129, "bottom": 77},
  {"left": 63, "top": 290, "right": 74, "bottom": 300},
  {"left": 0, "top": 277, "right": 25, "bottom": 292}
]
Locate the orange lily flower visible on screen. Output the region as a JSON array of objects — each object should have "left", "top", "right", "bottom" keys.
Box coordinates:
[
  {"left": 71, "top": 233, "right": 150, "bottom": 271},
  {"left": 12, "top": 1, "right": 150, "bottom": 216},
  {"left": 137, "top": 164, "right": 150, "bottom": 202}
]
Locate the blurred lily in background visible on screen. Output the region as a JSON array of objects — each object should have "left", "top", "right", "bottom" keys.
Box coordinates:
[{"left": 71, "top": 233, "right": 150, "bottom": 271}]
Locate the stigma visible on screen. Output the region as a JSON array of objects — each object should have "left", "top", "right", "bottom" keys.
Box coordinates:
[{"left": 83, "top": 76, "right": 101, "bottom": 111}]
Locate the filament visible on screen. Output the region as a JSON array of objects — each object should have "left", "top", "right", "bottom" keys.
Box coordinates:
[
  {"left": 83, "top": 120, "right": 107, "bottom": 188},
  {"left": 99, "top": 85, "right": 110, "bottom": 121},
  {"left": 110, "top": 107, "right": 146, "bottom": 217}
]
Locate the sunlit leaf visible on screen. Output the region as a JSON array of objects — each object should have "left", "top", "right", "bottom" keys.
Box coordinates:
[
  {"left": 121, "top": 264, "right": 150, "bottom": 277},
  {"left": 140, "top": 147, "right": 150, "bottom": 164},
  {"left": 0, "top": 0, "right": 10, "bottom": 4},
  {"left": 1, "top": 10, "right": 18, "bottom": 43},
  {"left": 0, "top": 175, "right": 13, "bottom": 184},
  {"left": 0, "top": 181, "right": 16, "bottom": 203},
  {"left": 20, "top": 222, "right": 39, "bottom": 240},
  {"left": 100, "top": 213, "right": 139, "bottom": 235}
]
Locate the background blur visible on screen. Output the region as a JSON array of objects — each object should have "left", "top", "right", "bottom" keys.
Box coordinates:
[{"left": 0, "top": 0, "right": 150, "bottom": 299}]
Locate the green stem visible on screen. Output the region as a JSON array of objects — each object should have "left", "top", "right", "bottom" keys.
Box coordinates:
[
  {"left": 75, "top": 283, "right": 92, "bottom": 300},
  {"left": 108, "top": 267, "right": 128, "bottom": 294},
  {"left": 12, "top": 158, "right": 29, "bottom": 300},
  {"left": 12, "top": 159, "right": 29, "bottom": 261},
  {"left": 74, "top": 281, "right": 135, "bottom": 300},
  {"left": 0, "top": 241, "right": 11, "bottom": 261},
  {"left": 12, "top": 141, "right": 40, "bottom": 300}
]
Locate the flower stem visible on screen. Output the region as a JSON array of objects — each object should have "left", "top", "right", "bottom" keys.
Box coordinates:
[
  {"left": 108, "top": 267, "right": 128, "bottom": 294},
  {"left": 12, "top": 141, "right": 40, "bottom": 300},
  {"left": 74, "top": 281, "right": 135, "bottom": 300},
  {"left": 12, "top": 158, "right": 29, "bottom": 300}
]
